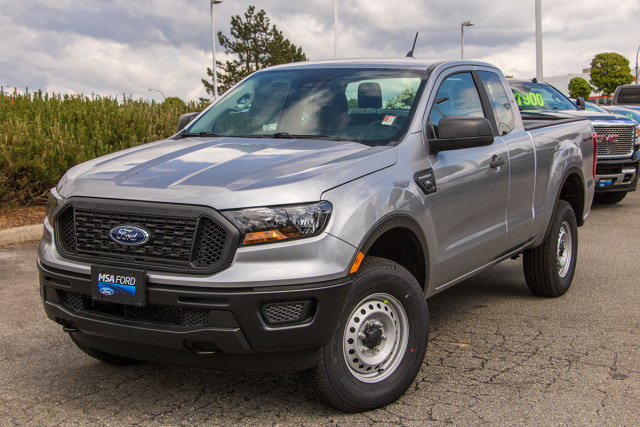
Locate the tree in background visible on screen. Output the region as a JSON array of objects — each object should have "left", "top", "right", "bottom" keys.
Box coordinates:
[
  {"left": 568, "top": 77, "right": 592, "bottom": 99},
  {"left": 589, "top": 53, "right": 633, "bottom": 97},
  {"left": 202, "top": 6, "right": 307, "bottom": 97},
  {"left": 385, "top": 88, "right": 418, "bottom": 109}
]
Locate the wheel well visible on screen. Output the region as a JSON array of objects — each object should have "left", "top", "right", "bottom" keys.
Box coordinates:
[
  {"left": 365, "top": 227, "right": 427, "bottom": 289},
  {"left": 558, "top": 172, "right": 585, "bottom": 225}
]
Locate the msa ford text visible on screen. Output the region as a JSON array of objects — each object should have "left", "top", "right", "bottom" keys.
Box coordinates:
[{"left": 39, "top": 59, "right": 595, "bottom": 411}]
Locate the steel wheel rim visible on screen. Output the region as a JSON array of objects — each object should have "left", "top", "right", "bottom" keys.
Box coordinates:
[
  {"left": 342, "top": 293, "right": 409, "bottom": 383},
  {"left": 557, "top": 221, "right": 573, "bottom": 278}
]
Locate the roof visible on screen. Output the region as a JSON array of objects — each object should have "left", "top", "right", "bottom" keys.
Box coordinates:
[{"left": 265, "top": 58, "right": 497, "bottom": 72}]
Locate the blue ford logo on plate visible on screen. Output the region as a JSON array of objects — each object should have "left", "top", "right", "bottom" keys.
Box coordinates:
[
  {"left": 100, "top": 287, "right": 115, "bottom": 296},
  {"left": 109, "top": 225, "right": 151, "bottom": 246}
]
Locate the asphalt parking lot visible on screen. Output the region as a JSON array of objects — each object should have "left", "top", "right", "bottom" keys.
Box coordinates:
[{"left": 1, "top": 192, "right": 639, "bottom": 425}]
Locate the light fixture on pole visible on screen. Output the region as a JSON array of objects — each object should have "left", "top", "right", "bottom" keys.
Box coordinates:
[
  {"left": 210, "top": 0, "right": 223, "bottom": 100},
  {"left": 148, "top": 88, "right": 166, "bottom": 100},
  {"left": 461, "top": 21, "right": 474, "bottom": 60}
]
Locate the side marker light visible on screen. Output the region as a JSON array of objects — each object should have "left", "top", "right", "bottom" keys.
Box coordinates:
[{"left": 349, "top": 252, "right": 365, "bottom": 274}]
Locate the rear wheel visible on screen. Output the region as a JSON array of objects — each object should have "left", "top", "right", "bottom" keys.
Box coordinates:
[
  {"left": 593, "top": 191, "right": 627, "bottom": 205},
  {"left": 523, "top": 200, "right": 578, "bottom": 297},
  {"left": 299, "top": 257, "right": 428, "bottom": 412},
  {"left": 69, "top": 334, "right": 143, "bottom": 366}
]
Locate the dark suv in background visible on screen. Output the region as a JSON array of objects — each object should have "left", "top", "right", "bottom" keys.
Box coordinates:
[{"left": 509, "top": 79, "right": 639, "bottom": 204}]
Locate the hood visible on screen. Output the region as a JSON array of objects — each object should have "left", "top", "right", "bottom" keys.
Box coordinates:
[
  {"left": 57, "top": 136, "right": 398, "bottom": 209},
  {"left": 559, "top": 109, "right": 637, "bottom": 123}
]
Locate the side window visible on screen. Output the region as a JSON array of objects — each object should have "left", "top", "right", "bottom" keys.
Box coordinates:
[
  {"left": 478, "top": 71, "right": 515, "bottom": 135},
  {"left": 428, "top": 72, "right": 484, "bottom": 138}
]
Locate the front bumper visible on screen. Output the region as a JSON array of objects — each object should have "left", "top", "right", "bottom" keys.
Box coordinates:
[
  {"left": 595, "top": 157, "right": 639, "bottom": 193},
  {"left": 39, "top": 260, "right": 351, "bottom": 372}
]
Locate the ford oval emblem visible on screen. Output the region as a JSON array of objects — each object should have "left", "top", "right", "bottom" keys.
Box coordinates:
[
  {"left": 100, "top": 287, "right": 115, "bottom": 296},
  {"left": 109, "top": 225, "right": 151, "bottom": 246}
]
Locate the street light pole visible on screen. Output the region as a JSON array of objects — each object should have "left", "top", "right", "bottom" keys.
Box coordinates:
[
  {"left": 210, "top": 0, "right": 223, "bottom": 100},
  {"left": 461, "top": 21, "right": 474, "bottom": 60},
  {"left": 147, "top": 88, "right": 166, "bottom": 100},
  {"left": 635, "top": 45, "right": 640, "bottom": 84},
  {"left": 535, "top": 0, "right": 543, "bottom": 82},
  {"left": 333, "top": 0, "right": 338, "bottom": 58}
]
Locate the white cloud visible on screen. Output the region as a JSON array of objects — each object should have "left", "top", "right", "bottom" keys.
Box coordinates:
[{"left": 0, "top": 0, "right": 639, "bottom": 100}]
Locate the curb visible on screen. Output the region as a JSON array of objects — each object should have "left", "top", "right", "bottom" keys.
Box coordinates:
[{"left": 0, "top": 224, "right": 43, "bottom": 247}]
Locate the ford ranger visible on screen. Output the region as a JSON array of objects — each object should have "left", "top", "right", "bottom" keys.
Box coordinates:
[{"left": 39, "top": 59, "right": 595, "bottom": 412}]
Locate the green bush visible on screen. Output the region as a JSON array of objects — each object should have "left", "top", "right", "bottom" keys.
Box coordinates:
[{"left": 0, "top": 90, "right": 208, "bottom": 207}]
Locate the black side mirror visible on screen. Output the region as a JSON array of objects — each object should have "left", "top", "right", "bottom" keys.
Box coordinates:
[
  {"left": 177, "top": 112, "right": 200, "bottom": 131},
  {"left": 428, "top": 116, "right": 494, "bottom": 153},
  {"left": 576, "top": 97, "right": 586, "bottom": 110}
]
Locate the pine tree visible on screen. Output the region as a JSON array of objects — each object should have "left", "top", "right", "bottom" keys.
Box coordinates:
[{"left": 202, "top": 6, "right": 307, "bottom": 97}]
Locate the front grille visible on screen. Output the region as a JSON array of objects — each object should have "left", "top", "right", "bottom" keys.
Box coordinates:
[
  {"left": 59, "top": 291, "right": 209, "bottom": 328},
  {"left": 594, "top": 125, "right": 635, "bottom": 158},
  {"left": 74, "top": 209, "right": 198, "bottom": 264},
  {"left": 55, "top": 200, "right": 237, "bottom": 273}
]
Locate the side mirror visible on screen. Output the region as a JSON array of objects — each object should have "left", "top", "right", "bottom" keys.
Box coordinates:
[
  {"left": 177, "top": 112, "right": 200, "bottom": 131},
  {"left": 428, "top": 116, "right": 494, "bottom": 153},
  {"left": 576, "top": 97, "right": 586, "bottom": 110}
]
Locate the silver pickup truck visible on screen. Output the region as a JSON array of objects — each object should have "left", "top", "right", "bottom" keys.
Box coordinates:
[{"left": 39, "top": 59, "right": 595, "bottom": 412}]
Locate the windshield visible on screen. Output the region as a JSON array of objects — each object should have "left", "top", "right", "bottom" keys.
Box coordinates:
[
  {"left": 585, "top": 102, "right": 608, "bottom": 113},
  {"left": 186, "top": 68, "right": 427, "bottom": 146},
  {"left": 607, "top": 107, "right": 640, "bottom": 123},
  {"left": 616, "top": 86, "right": 640, "bottom": 103},
  {"left": 509, "top": 81, "right": 578, "bottom": 112}
]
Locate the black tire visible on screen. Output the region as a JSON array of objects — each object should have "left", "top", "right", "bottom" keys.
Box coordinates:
[
  {"left": 593, "top": 191, "right": 627, "bottom": 205},
  {"left": 69, "top": 334, "right": 143, "bottom": 366},
  {"left": 299, "top": 256, "right": 428, "bottom": 412},
  {"left": 523, "top": 200, "right": 578, "bottom": 297}
]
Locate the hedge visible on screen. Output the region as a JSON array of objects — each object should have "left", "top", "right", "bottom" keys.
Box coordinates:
[{"left": 0, "top": 90, "right": 207, "bottom": 207}]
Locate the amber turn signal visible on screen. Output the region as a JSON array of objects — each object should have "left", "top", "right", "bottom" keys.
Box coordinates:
[{"left": 242, "top": 226, "right": 300, "bottom": 245}]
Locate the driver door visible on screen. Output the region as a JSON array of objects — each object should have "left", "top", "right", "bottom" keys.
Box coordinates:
[{"left": 426, "top": 71, "right": 509, "bottom": 287}]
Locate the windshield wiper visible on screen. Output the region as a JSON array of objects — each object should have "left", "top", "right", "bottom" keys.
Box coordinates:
[
  {"left": 178, "top": 131, "right": 222, "bottom": 138},
  {"left": 222, "top": 133, "right": 349, "bottom": 141},
  {"left": 298, "top": 134, "right": 349, "bottom": 141}
]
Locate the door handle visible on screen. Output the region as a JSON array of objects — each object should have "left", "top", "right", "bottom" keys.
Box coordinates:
[{"left": 490, "top": 155, "right": 505, "bottom": 169}]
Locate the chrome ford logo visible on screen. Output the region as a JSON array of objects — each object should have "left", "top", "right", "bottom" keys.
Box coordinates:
[{"left": 109, "top": 225, "right": 150, "bottom": 246}]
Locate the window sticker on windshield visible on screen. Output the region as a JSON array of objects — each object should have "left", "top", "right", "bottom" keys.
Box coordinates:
[
  {"left": 262, "top": 123, "right": 278, "bottom": 131},
  {"left": 514, "top": 92, "right": 544, "bottom": 107},
  {"left": 381, "top": 115, "right": 396, "bottom": 126}
]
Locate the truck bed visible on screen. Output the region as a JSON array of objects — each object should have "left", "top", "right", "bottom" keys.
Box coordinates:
[{"left": 520, "top": 111, "right": 587, "bottom": 131}]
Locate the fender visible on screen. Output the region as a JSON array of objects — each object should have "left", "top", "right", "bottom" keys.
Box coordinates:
[
  {"left": 541, "top": 165, "right": 587, "bottom": 242},
  {"left": 349, "top": 213, "right": 430, "bottom": 290}
]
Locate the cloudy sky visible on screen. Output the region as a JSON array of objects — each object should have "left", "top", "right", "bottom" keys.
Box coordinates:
[{"left": 1, "top": 0, "right": 638, "bottom": 101}]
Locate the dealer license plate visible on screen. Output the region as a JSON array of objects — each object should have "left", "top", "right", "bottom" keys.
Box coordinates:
[
  {"left": 598, "top": 178, "right": 615, "bottom": 188},
  {"left": 91, "top": 266, "right": 147, "bottom": 307}
]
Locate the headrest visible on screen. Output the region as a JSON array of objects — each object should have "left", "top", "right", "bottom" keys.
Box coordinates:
[{"left": 358, "top": 82, "right": 382, "bottom": 109}]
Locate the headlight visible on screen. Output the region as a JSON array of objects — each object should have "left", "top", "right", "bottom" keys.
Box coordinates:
[
  {"left": 46, "top": 189, "right": 63, "bottom": 226},
  {"left": 223, "top": 201, "right": 333, "bottom": 245}
]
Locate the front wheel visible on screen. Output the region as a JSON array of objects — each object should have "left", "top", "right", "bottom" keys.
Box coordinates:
[
  {"left": 299, "top": 257, "right": 428, "bottom": 412},
  {"left": 523, "top": 200, "right": 578, "bottom": 297}
]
